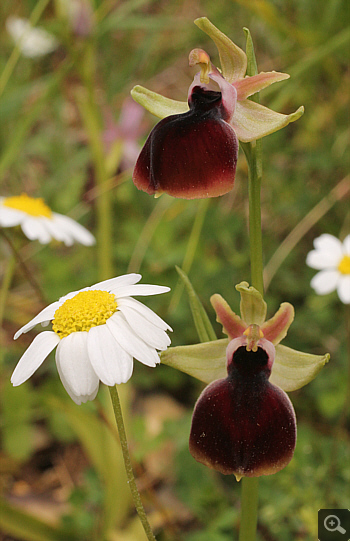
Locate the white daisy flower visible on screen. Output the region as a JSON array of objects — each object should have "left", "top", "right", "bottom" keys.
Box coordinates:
[
  {"left": 306, "top": 233, "right": 350, "bottom": 304},
  {"left": 6, "top": 16, "right": 58, "bottom": 58},
  {"left": 11, "top": 274, "right": 172, "bottom": 404},
  {"left": 0, "top": 194, "right": 95, "bottom": 246}
]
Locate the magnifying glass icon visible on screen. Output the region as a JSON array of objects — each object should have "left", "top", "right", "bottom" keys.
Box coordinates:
[{"left": 324, "top": 515, "right": 346, "bottom": 534}]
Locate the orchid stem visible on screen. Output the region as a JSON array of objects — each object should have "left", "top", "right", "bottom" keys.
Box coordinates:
[
  {"left": 239, "top": 477, "right": 259, "bottom": 541},
  {"left": 108, "top": 385, "right": 157, "bottom": 541},
  {"left": 237, "top": 28, "right": 264, "bottom": 541}
]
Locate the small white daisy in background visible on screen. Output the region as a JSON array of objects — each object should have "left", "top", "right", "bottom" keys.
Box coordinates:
[
  {"left": 11, "top": 274, "right": 172, "bottom": 404},
  {"left": 306, "top": 233, "right": 350, "bottom": 304},
  {"left": 6, "top": 16, "right": 58, "bottom": 58},
  {"left": 0, "top": 194, "right": 95, "bottom": 246}
]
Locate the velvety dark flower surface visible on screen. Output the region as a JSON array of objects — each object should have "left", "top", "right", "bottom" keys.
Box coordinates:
[
  {"left": 189, "top": 343, "right": 296, "bottom": 480},
  {"left": 133, "top": 86, "right": 238, "bottom": 199}
]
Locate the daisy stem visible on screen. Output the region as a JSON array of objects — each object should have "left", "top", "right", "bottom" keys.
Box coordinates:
[{"left": 108, "top": 385, "right": 157, "bottom": 541}]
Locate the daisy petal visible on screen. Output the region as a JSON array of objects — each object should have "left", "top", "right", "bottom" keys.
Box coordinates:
[
  {"left": 21, "top": 217, "right": 52, "bottom": 244},
  {"left": 91, "top": 274, "right": 142, "bottom": 292},
  {"left": 87, "top": 325, "right": 133, "bottom": 385},
  {"left": 0, "top": 205, "right": 24, "bottom": 226},
  {"left": 56, "top": 357, "right": 99, "bottom": 405},
  {"left": 313, "top": 234, "right": 343, "bottom": 261},
  {"left": 131, "top": 85, "right": 189, "bottom": 120},
  {"left": 11, "top": 331, "right": 59, "bottom": 385},
  {"left": 232, "top": 100, "right": 304, "bottom": 143},
  {"left": 56, "top": 332, "right": 99, "bottom": 398},
  {"left": 51, "top": 214, "right": 95, "bottom": 246},
  {"left": 337, "top": 276, "right": 350, "bottom": 304},
  {"left": 117, "top": 297, "right": 172, "bottom": 331},
  {"left": 343, "top": 235, "right": 350, "bottom": 255},
  {"left": 117, "top": 304, "right": 171, "bottom": 349},
  {"left": 194, "top": 17, "right": 247, "bottom": 82},
  {"left": 110, "top": 284, "right": 170, "bottom": 298},
  {"left": 41, "top": 216, "right": 73, "bottom": 245},
  {"left": 234, "top": 72, "right": 290, "bottom": 101},
  {"left": 310, "top": 270, "right": 339, "bottom": 295},
  {"left": 14, "top": 302, "right": 60, "bottom": 339},
  {"left": 306, "top": 249, "right": 338, "bottom": 270},
  {"left": 107, "top": 313, "right": 160, "bottom": 367}
]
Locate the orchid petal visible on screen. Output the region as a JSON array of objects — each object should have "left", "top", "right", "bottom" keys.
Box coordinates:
[
  {"left": 232, "top": 100, "right": 304, "bottom": 143},
  {"left": 210, "top": 294, "right": 246, "bottom": 339},
  {"left": 161, "top": 339, "right": 228, "bottom": 384},
  {"left": 236, "top": 282, "right": 267, "bottom": 326},
  {"left": 270, "top": 344, "right": 330, "bottom": 392},
  {"left": 131, "top": 85, "right": 188, "bottom": 120},
  {"left": 262, "top": 303, "right": 294, "bottom": 345},
  {"left": 194, "top": 17, "right": 247, "bottom": 83},
  {"left": 234, "top": 71, "right": 290, "bottom": 101}
]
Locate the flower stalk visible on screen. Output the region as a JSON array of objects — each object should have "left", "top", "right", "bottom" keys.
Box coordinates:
[
  {"left": 108, "top": 385, "right": 157, "bottom": 541},
  {"left": 239, "top": 28, "right": 263, "bottom": 541}
]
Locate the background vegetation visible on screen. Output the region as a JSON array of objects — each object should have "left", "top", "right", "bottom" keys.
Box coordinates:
[{"left": 0, "top": 0, "right": 349, "bottom": 539}]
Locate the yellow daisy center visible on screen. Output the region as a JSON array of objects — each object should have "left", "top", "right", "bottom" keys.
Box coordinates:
[
  {"left": 4, "top": 194, "right": 52, "bottom": 218},
  {"left": 338, "top": 255, "right": 350, "bottom": 275},
  {"left": 52, "top": 290, "right": 118, "bottom": 339}
]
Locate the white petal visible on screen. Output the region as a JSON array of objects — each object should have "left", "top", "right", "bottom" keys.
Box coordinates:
[
  {"left": 56, "top": 355, "right": 99, "bottom": 405},
  {"left": 11, "top": 331, "right": 60, "bottom": 385},
  {"left": 21, "top": 217, "right": 52, "bottom": 243},
  {"left": 343, "top": 235, "right": 350, "bottom": 256},
  {"left": 14, "top": 302, "right": 60, "bottom": 339},
  {"left": 56, "top": 332, "right": 99, "bottom": 399},
  {"left": 40, "top": 217, "right": 74, "bottom": 245},
  {"left": 111, "top": 284, "right": 170, "bottom": 298},
  {"left": 306, "top": 250, "right": 336, "bottom": 270},
  {"left": 117, "top": 297, "right": 172, "bottom": 331},
  {"left": 0, "top": 205, "right": 24, "bottom": 226},
  {"left": 310, "top": 270, "right": 339, "bottom": 295},
  {"left": 90, "top": 274, "right": 142, "bottom": 292},
  {"left": 87, "top": 325, "right": 133, "bottom": 385},
  {"left": 117, "top": 304, "right": 170, "bottom": 349},
  {"left": 313, "top": 234, "right": 343, "bottom": 262},
  {"left": 337, "top": 276, "right": 350, "bottom": 304},
  {"left": 106, "top": 313, "right": 160, "bottom": 367},
  {"left": 51, "top": 213, "right": 95, "bottom": 246}
]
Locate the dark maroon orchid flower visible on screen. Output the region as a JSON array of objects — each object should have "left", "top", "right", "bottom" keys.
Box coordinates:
[
  {"left": 133, "top": 53, "right": 238, "bottom": 199},
  {"left": 189, "top": 326, "right": 296, "bottom": 480}
]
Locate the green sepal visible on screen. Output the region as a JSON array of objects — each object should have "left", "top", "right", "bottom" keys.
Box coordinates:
[
  {"left": 271, "top": 345, "right": 330, "bottom": 391},
  {"left": 161, "top": 339, "right": 228, "bottom": 383},
  {"left": 131, "top": 85, "right": 188, "bottom": 119},
  {"left": 236, "top": 281, "right": 267, "bottom": 325},
  {"left": 194, "top": 17, "right": 247, "bottom": 82}
]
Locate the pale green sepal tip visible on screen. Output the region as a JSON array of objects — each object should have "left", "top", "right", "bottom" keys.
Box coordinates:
[
  {"left": 194, "top": 17, "right": 247, "bottom": 83},
  {"left": 270, "top": 345, "right": 330, "bottom": 392},
  {"left": 236, "top": 281, "right": 267, "bottom": 326},
  {"left": 131, "top": 85, "right": 188, "bottom": 119},
  {"left": 160, "top": 339, "right": 228, "bottom": 384}
]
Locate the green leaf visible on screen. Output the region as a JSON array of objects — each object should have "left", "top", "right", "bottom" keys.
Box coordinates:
[
  {"left": 175, "top": 266, "right": 217, "bottom": 343},
  {"left": 161, "top": 339, "right": 227, "bottom": 383},
  {"left": 43, "top": 388, "right": 132, "bottom": 535},
  {"left": 0, "top": 499, "right": 72, "bottom": 541}
]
